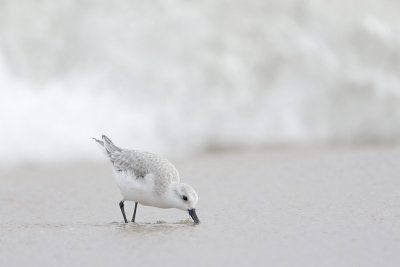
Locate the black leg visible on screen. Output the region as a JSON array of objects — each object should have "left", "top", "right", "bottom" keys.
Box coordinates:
[
  {"left": 119, "top": 201, "right": 128, "bottom": 223},
  {"left": 131, "top": 202, "right": 138, "bottom": 222}
]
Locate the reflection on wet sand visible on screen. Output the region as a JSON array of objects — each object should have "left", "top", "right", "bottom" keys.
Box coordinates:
[
  {"left": 114, "top": 219, "right": 197, "bottom": 234},
  {"left": 5, "top": 219, "right": 197, "bottom": 234}
]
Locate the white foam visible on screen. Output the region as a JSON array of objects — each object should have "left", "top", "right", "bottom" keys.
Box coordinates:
[{"left": 1, "top": 1, "right": 400, "bottom": 166}]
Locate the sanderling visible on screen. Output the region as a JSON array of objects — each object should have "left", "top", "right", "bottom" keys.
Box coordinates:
[{"left": 93, "top": 135, "right": 200, "bottom": 224}]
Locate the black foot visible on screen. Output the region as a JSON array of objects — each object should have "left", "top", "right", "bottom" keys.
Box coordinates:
[
  {"left": 119, "top": 201, "right": 128, "bottom": 223},
  {"left": 131, "top": 202, "right": 138, "bottom": 222}
]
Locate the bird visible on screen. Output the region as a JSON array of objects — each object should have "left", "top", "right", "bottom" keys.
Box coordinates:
[{"left": 93, "top": 135, "right": 200, "bottom": 224}]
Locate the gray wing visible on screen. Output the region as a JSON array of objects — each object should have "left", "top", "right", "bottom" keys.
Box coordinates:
[
  {"left": 95, "top": 136, "right": 180, "bottom": 189},
  {"left": 110, "top": 150, "right": 150, "bottom": 178},
  {"left": 110, "top": 150, "right": 180, "bottom": 184}
]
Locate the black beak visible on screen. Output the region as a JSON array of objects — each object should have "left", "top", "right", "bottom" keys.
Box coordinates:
[{"left": 188, "top": 209, "right": 200, "bottom": 224}]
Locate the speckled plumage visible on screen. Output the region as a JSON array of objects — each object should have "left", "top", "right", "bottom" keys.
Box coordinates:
[
  {"left": 94, "top": 135, "right": 199, "bottom": 223},
  {"left": 111, "top": 150, "right": 180, "bottom": 194}
]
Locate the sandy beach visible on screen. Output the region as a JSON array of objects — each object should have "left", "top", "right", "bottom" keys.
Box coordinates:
[{"left": 1, "top": 145, "right": 400, "bottom": 266}]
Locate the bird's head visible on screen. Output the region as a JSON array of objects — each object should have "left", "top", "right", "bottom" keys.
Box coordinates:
[{"left": 172, "top": 183, "right": 199, "bottom": 223}]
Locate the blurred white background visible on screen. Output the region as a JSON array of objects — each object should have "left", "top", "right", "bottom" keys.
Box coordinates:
[{"left": 1, "top": 0, "right": 400, "bottom": 167}]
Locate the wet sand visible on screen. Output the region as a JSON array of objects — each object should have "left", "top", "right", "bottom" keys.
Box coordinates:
[{"left": 1, "top": 145, "right": 400, "bottom": 266}]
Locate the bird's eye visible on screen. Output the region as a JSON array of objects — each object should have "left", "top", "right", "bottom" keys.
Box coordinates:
[{"left": 182, "top": 195, "right": 188, "bottom": 201}]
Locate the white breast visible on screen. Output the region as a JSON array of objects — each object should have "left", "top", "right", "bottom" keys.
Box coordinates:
[{"left": 114, "top": 170, "right": 151, "bottom": 199}]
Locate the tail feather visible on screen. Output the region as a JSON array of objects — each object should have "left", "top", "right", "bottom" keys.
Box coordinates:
[
  {"left": 93, "top": 135, "right": 122, "bottom": 156},
  {"left": 101, "top": 135, "right": 122, "bottom": 154},
  {"left": 93, "top": 137, "right": 109, "bottom": 156},
  {"left": 93, "top": 137, "right": 104, "bottom": 146}
]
